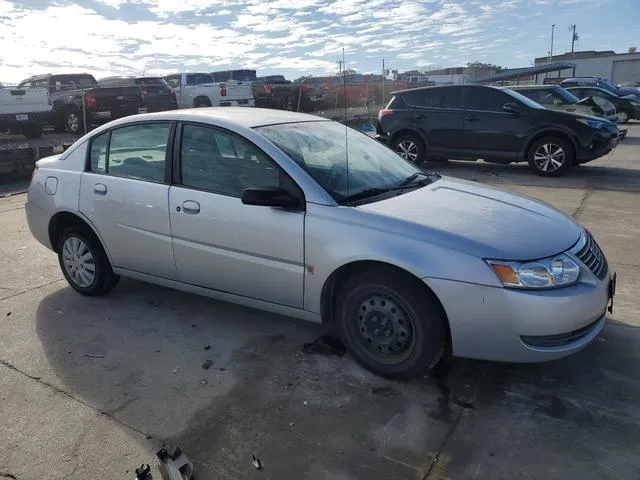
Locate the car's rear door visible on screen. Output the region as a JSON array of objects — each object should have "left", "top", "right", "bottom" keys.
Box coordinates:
[
  {"left": 79, "top": 121, "right": 177, "bottom": 279},
  {"left": 399, "top": 86, "right": 464, "bottom": 155},
  {"left": 461, "top": 86, "right": 529, "bottom": 161},
  {"left": 168, "top": 122, "right": 305, "bottom": 308}
]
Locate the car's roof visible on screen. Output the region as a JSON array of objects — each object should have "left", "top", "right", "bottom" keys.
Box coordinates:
[
  {"left": 107, "top": 107, "right": 329, "bottom": 129},
  {"left": 391, "top": 84, "right": 496, "bottom": 95},
  {"left": 507, "top": 85, "right": 558, "bottom": 89}
]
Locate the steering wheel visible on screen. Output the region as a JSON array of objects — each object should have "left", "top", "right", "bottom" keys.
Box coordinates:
[{"left": 325, "top": 164, "right": 348, "bottom": 192}]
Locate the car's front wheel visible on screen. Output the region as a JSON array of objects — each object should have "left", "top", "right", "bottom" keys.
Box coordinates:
[
  {"left": 336, "top": 268, "right": 446, "bottom": 380},
  {"left": 618, "top": 110, "right": 630, "bottom": 124},
  {"left": 527, "top": 136, "right": 573, "bottom": 177},
  {"left": 392, "top": 133, "right": 425, "bottom": 166},
  {"left": 57, "top": 227, "right": 119, "bottom": 296}
]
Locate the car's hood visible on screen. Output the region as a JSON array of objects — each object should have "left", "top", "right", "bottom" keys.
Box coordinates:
[{"left": 359, "top": 177, "right": 582, "bottom": 260}]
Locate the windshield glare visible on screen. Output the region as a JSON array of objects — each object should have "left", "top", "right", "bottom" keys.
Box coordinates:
[{"left": 257, "top": 121, "right": 425, "bottom": 202}]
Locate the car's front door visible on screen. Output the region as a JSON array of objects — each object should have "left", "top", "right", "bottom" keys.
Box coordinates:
[
  {"left": 79, "top": 121, "right": 177, "bottom": 279},
  {"left": 461, "top": 86, "right": 530, "bottom": 161},
  {"left": 168, "top": 122, "right": 305, "bottom": 308}
]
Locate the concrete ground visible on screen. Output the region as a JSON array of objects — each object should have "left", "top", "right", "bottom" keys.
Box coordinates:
[{"left": 1, "top": 124, "right": 640, "bottom": 480}]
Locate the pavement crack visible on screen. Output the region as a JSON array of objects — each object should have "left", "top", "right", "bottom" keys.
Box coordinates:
[
  {"left": 573, "top": 188, "right": 594, "bottom": 220},
  {"left": 0, "top": 278, "right": 65, "bottom": 301},
  {"left": 0, "top": 473, "right": 17, "bottom": 479},
  {"left": 0, "top": 358, "right": 151, "bottom": 443}
]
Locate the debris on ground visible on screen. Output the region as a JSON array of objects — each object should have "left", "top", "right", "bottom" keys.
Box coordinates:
[
  {"left": 171, "top": 368, "right": 179, "bottom": 374},
  {"left": 83, "top": 354, "right": 104, "bottom": 359},
  {"left": 201, "top": 359, "right": 213, "bottom": 370},
  {"left": 203, "top": 345, "right": 211, "bottom": 350},
  {"left": 371, "top": 386, "right": 399, "bottom": 397},
  {"left": 134, "top": 463, "right": 151, "bottom": 479},
  {"left": 453, "top": 398, "right": 475, "bottom": 409},
  {"left": 199, "top": 379, "right": 208, "bottom": 385},
  {"left": 5, "top": 312, "right": 11, "bottom": 317},
  {"left": 156, "top": 446, "right": 193, "bottom": 480},
  {"left": 302, "top": 335, "right": 346, "bottom": 356},
  {"left": 251, "top": 455, "right": 263, "bottom": 471}
]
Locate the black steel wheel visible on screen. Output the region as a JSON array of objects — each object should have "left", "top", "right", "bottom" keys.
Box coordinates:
[{"left": 336, "top": 268, "right": 446, "bottom": 379}]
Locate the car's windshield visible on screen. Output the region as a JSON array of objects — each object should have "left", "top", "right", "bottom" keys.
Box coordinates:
[
  {"left": 597, "top": 79, "right": 618, "bottom": 92},
  {"left": 504, "top": 89, "right": 544, "bottom": 109},
  {"left": 257, "top": 121, "right": 436, "bottom": 203}
]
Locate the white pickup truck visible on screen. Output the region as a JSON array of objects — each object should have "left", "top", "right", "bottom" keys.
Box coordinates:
[
  {"left": 163, "top": 73, "right": 254, "bottom": 109},
  {"left": 0, "top": 86, "right": 53, "bottom": 138}
]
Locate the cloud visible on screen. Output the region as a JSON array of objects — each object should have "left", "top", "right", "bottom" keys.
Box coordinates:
[{"left": 0, "top": 0, "right": 637, "bottom": 83}]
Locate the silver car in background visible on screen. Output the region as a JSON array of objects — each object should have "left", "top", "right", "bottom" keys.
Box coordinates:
[{"left": 25, "top": 108, "right": 616, "bottom": 379}]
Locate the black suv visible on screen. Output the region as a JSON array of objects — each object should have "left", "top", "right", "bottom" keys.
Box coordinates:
[{"left": 376, "top": 85, "right": 620, "bottom": 176}]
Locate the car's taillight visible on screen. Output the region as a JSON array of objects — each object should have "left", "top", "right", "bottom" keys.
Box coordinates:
[
  {"left": 85, "top": 93, "right": 96, "bottom": 109},
  {"left": 378, "top": 109, "right": 393, "bottom": 120}
]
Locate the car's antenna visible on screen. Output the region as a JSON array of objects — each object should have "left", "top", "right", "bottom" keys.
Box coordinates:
[{"left": 343, "top": 47, "right": 349, "bottom": 196}]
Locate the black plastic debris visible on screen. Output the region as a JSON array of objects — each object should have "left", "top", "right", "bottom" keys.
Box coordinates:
[
  {"left": 302, "top": 335, "right": 346, "bottom": 357},
  {"left": 252, "top": 455, "right": 263, "bottom": 470},
  {"left": 453, "top": 398, "right": 475, "bottom": 409},
  {"left": 204, "top": 345, "right": 211, "bottom": 350},
  {"left": 135, "top": 464, "right": 151, "bottom": 479},
  {"left": 201, "top": 360, "right": 213, "bottom": 370}
]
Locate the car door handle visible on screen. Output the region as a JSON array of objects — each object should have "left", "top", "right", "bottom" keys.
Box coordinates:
[
  {"left": 94, "top": 183, "right": 107, "bottom": 195},
  {"left": 181, "top": 200, "right": 200, "bottom": 214},
  {"left": 464, "top": 116, "right": 479, "bottom": 122}
]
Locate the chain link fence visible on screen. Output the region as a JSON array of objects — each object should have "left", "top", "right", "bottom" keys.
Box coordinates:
[{"left": 1, "top": 76, "right": 411, "bottom": 186}]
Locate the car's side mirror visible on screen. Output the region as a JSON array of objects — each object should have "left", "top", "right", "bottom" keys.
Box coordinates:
[
  {"left": 241, "top": 187, "right": 302, "bottom": 209},
  {"left": 503, "top": 102, "right": 521, "bottom": 114}
]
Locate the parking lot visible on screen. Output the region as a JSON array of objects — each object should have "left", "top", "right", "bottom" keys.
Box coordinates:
[{"left": 1, "top": 124, "right": 640, "bottom": 480}]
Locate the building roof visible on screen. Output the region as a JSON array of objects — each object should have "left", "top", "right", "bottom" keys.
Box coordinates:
[
  {"left": 535, "top": 50, "right": 619, "bottom": 63},
  {"left": 470, "top": 62, "right": 576, "bottom": 84}
]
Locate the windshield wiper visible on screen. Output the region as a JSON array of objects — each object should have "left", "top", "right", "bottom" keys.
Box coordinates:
[
  {"left": 394, "top": 171, "right": 431, "bottom": 188},
  {"left": 339, "top": 187, "right": 391, "bottom": 205}
]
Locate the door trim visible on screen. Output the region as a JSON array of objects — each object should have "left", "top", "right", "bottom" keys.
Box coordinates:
[{"left": 113, "top": 266, "right": 321, "bottom": 323}]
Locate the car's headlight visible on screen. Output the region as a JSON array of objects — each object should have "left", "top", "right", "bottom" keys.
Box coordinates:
[
  {"left": 487, "top": 253, "right": 581, "bottom": 289},
  {"left": 576, "top": 117, "right": 603, "bottom": 129}
]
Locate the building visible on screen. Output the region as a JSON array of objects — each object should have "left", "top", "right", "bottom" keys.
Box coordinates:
[
  {"left": 534, "top": 50, "right": 640, "bottom": 84},
  {"left": 395, "top": 66, "right": 501, "bottom": 85}
]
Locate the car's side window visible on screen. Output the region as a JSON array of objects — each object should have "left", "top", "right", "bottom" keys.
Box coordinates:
[
  {"left": 88, "top": 123, "right": 171, "bottom": 183},
  {"left": 165, "top": 76, "right": 180, "bottom": 88},
  {"left": 180, "top": 124, "right": 280, "bottom": 197},
  {"left": 466, "top": 88, "right": 510, "bottom": 112}
]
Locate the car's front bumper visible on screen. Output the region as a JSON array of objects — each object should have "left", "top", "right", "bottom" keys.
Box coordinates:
[
  {"left": 425, "top": 268, "right": 613, "bottom": 363},
  {"left": 576, "top": 127, "right": 619, "bottom": 164}
]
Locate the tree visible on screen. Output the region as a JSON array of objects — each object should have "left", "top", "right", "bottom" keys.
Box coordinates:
[{"left": 466, "top": 62, "right": 504, "bottom": 73}]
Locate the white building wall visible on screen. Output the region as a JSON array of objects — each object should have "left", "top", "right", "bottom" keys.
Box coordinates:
[
  {"left": 535, "top": 53, "right": 640, "bottom": 84},
  {"left": 425, "top": 73, "right": 470, "bottom": 85}
]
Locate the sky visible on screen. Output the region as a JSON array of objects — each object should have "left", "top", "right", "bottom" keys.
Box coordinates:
[{"left": 0, "top": 0, "right": 639, "bottom": 84}]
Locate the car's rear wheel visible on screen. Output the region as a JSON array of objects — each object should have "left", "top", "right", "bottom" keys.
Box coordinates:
[
  {"left": 336, "top": 268, "right": 446, "bottom": 380},
  {"left": 58, "top": 227, "right": 119, "bottom": 296},
  {"left": 392, "top": 133, "right": 425, "bottom": 166},
  {"left": 527, "top": 136, "right": 573, "bottom": 177}
]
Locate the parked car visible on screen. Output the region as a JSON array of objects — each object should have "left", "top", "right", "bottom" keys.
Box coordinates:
[
  {"left": 18, "top": 74, "right": 145, "bottom": 134},
  {"left": 0, "top": 85, "right": 53, "bottom": 138},
  {"left": 560, "top": 77, "right": 640, "bottom": 102},
  {"left": 99, "top": 76, "right": 178, "bottom": 113},
  {"left": 211, "top": 69, "right": 257, "bottom": 83},
  {"left": 253, "top": 76, "right": 294, "bottom": 110},
  {"left": 163, "top": 73, "right": 254, "bottom": 109},
  {"left": 509, "top": 85, "right": 619, "bottom": 123},
  {"left": 376, "top": 85, "right": 620, "bottom": 176},
  {"left": 565, "top": 86, "right": 640, "bottom": 123},
  {"left": 25, "top": 108, "right": 616, "bottom": 379}
]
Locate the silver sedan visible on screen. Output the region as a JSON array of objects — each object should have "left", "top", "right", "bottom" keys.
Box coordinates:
[{"left": 25, "top": 108, "right": 616, "bottom": 379}]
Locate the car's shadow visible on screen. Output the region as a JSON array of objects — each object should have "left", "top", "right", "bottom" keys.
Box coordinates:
[{"left": 35, "top": 281, "right": 640, "bottom": 479}]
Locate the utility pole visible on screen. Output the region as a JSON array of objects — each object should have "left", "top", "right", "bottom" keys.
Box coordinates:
[
  {"left": 570, "top": 24, "right": 578, "bottom": 59},
  {"left": 381, "top": 59, "right": 385, "bottom": 108},
  {"left": 550, "top": 24, "right": 555, "bottom": 62}
]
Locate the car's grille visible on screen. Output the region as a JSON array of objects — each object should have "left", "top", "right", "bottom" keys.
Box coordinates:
[{"left": 574, "top": 230, "right": 608, "bottom": 280}]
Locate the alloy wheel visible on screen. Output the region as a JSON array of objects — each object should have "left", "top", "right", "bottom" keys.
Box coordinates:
[
  {"left": 618, "top": 111, "right": 629, "bottom": 123},
  {"left": 62, "top": 236, "right": 96, "bottom": 288},
  {"left": 533, "top": 143, "right": 565, "bottom": 173},
  {"left": 395, "top": 140, "right": 419, "bottom": 163},
  {"left": 356, "top": 294, "right": 415, "bottom": 363}
]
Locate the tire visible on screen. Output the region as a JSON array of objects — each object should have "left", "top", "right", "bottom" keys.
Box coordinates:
[
  {"left": 618, "top": 110, "right": 630, "bottom": 124},
  {"left": 57, "top": 226, "right": 119, "bottom": 296},
  {"left": 22, "top": 123, "right": 42, "bottom": 139},
  {"left": 65, "top": 109, "right": 83, "bottom": 134},
  {"left": 194, "top": 97, "right": 212, "bottom": 108},
  {"left": 391, "top": 133, "right": 426, "bottom": 166},
  {"left": 335, "top": 268, "right": 446, "bottom": 380},
  {"left": 526, "top": 136, "right": 574, "bottom": 177}
]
